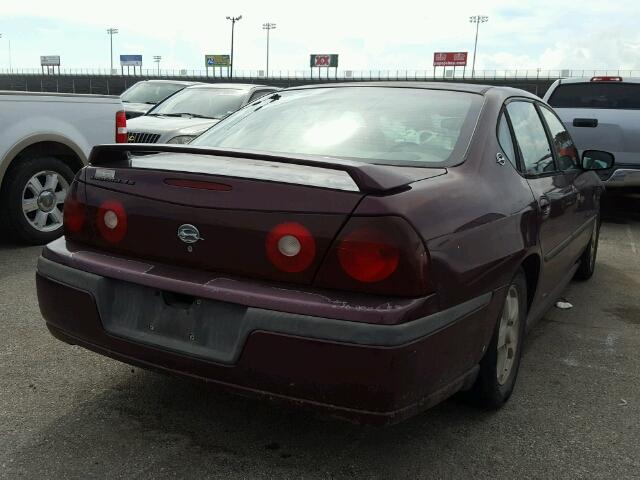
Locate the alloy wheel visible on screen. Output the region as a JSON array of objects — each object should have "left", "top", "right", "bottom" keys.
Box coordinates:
[
  {"left": 496, "top": 284, "right": 521, "bottom": 385},
  {"left": 21, "top": 170, "right": 69, "bottom": 233}
]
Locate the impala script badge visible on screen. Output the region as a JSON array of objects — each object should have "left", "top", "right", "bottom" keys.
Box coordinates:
[{"left": 177, "top": 224, "right": 204, "bottom": 244}]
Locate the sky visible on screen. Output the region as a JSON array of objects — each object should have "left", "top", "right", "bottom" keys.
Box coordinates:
[{"left": 1, "top": 0, "right": 640, "bottom": 74}]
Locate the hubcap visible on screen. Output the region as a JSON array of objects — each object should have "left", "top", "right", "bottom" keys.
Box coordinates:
[
  {"left": 21, "top": 171, "right": 69, "bottom": 233},
  {"left": 496, "top": 284, "right": 520, "bottom": 385}
]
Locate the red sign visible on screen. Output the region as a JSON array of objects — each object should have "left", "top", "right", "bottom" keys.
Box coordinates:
[
  {"left": 433, "top": 52, "right": 468, "bottom": 67},
  {"left": 314, "top": 55, "right": 330, "bottom": 66},
  {"left": 310, "top": 54, "right": 339, "bottom": 68}
]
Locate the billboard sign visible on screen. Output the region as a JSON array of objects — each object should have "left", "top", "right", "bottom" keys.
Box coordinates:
[
  {"left": 40, "top": 55, "right": 61, "bottom": 67},
  {"left": 433, "top": 52, "right": 468, "bottom": 67},
  {"left": 120, "top": 55, "right": 143, "bottom": 67},
  {"left": 205, "top": 54, "right": 231, "bottom": 67},
  {"left": 310, "top": 54, "right": 339, "bottom": 68}
]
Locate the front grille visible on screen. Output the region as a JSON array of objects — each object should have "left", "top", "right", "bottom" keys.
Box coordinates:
[{"left": 127, "top": 132, "right": 161, "bottom": 144}]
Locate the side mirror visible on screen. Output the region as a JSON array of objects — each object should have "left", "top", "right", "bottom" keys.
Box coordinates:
[{"left": 582, "top": 150, "right": 615, "bottom": 170}]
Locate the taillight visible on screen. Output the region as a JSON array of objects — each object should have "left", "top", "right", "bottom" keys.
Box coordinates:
[
  {"left": 315, "top": 216, "right": 429, "bottom": 297},
  {"left": 96, "top": 200, "right": 127, "bottom": 243},
  {"left": 337, "top": 227, "right": 400, "bottom": 282},
  {"left": 266, "top": 222, "right": 316, "bottom": 273},
  {"left": 115, "top": 110, "right": 127, "bottom": 143},
  {"left": 63, "top": 188, "right": 85, "bottom": 235},
  {"left": 591, "top": 76, "right": 622, "bottom": 82}
]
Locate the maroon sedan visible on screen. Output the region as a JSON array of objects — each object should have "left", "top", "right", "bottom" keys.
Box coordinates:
[{"left": 37, "top": 83, "right": 614, "bottom": 424}]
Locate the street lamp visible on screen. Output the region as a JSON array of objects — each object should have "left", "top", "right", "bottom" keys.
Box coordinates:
[
  {"left": 469, "top": 15, "right": 488, "bottom": 78},
  {"left": 262, "top": 23, "right": 276, "bottom": 78},
  {"left": 153, "top": 56, "right": 162, "bottom": 76},
  {"left": 107, "top": 28, "right": 119, "bottom": 73},
  {"left": 225, "top": 15, "right": 242, "bottom": 78}
]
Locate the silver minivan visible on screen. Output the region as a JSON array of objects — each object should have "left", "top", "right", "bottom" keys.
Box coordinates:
[{"left": 544, "top": 76, "right": 640, "bottom": 189}]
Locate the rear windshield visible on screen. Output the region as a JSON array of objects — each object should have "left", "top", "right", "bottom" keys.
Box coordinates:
[
  {"left": 149, "top": 88, "right": 245, "bottom": 119},
  {"left": 121, "top": 82, "right": 187, "bottom": 104},
  {"left": 192, "top": 87, "right": 483, "bottom": 167},
  {"left": 548, "top": 82, "right": 640, "bottom": 109}
]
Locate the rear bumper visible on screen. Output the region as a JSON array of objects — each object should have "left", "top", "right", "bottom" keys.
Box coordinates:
[
  {"left": 603, "top": 167, "right": 640, "bottom": 188},
  {"left": 36, "top": 255, "right": 501, "bottom": 424}
]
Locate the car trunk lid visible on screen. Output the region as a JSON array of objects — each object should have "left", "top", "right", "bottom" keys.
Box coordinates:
[{"left": 75, "top": 144, "right": 445, "bottom": 286}]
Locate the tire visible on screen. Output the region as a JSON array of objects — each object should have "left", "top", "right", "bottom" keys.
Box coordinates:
[
  {"left": 467, "top": 269, "right": 528, "bottom": 409},
  {"left": 574, "top": 215, "right": 600, "bottom": 281},
  {"left": 0, "top": 156, "right": 75, "bottom": 245}
]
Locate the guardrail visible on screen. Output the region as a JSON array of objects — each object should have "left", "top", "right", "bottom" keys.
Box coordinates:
[{"left": 0, "top": 68, "right": 639, "bottom": 80}]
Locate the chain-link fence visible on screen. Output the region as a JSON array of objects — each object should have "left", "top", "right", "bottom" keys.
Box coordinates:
[{"left": 1, "top": 67, "right": 638, "bottom": 80}]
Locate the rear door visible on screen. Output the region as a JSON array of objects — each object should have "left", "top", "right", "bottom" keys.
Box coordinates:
[
  {"left": 546, "top": 81, "right": 640, "bottom": 168},
  {"left": 505, "top": 100, "right": 577, "bottom": 296}
]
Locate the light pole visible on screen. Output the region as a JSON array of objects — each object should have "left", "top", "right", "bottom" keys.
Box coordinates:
[
  {"left": 154, "top": 56, "right": 162, "bottom": 75},
  {"left": 107, "top": 28, "right": 118, "bottom": 73},
  {"left": 262, "top": 23, "right": 276, "bottom": 78},
  {"left": 469, "top": 15, "right": 488, "bottom": 78},
  {"left": 225, "top": 15, "right": 242, "bottom": 78}
]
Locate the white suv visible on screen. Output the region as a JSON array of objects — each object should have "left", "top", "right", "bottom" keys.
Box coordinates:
[{"left": 544, "top": 76, "right": 640, "bottom": 189}]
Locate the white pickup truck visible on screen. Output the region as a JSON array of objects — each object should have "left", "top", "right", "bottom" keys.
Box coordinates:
[
  {"left": 0, "top": 91, "right": 126, "bottom": 244},
  {"left": 544, "top": 76, "right": 640, "bottom": 190}
]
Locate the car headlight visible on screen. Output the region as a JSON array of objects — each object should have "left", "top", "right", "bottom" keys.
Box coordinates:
[{"left": 167, "top": 135, "right": 197, "bottom": 144}]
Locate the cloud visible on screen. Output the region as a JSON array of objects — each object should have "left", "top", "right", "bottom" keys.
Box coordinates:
[{"left": 2, "top": 0, "right": 640, "bottom": 72}]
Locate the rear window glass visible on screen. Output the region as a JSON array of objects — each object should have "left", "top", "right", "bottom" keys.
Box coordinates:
[
  {"left": 149, "top": 88, "right": 245, "bottom": 119},
  {"left": 548, "top": 83, "right": 640, "bottom": 109},
  {"left": 121, "top": 82, "right": 187, "bottom": 104},
  {"left": 193, "top": 87, "right": 483, "bottom": 167}
]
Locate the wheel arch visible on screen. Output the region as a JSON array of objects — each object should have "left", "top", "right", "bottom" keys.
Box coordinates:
[{"left": 0, "top": 135, "right": 87, "bottom": 192}]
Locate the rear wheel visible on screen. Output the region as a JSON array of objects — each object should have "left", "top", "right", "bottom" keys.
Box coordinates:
[
  {"left": 574, "top": 215, "right": 600, "bottom": 281},
  {"left": 0, "top": 156, "right": 74, "bottom": 244},
  {"left": 467, "top": 269, "right": 527, "bottom": 409}
]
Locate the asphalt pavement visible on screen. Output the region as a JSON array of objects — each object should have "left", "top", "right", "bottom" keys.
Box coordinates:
[{"left": 1, "top": 193, "right": 639, "bottom": 479}]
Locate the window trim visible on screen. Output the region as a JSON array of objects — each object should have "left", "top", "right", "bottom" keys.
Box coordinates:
[
  {"left": 503, "top": 97, "right": 560, "bottom": 179},
  {"left": 496, "top": 108, "right": 521, "bottom": 172}
]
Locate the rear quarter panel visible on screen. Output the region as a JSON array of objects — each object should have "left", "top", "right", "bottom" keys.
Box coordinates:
[
  {"left": 355, "top": 90, "right": 539, "bottom": 310},
  {"left": 0, "top": 93, "right": 122, "bottom": 184}
]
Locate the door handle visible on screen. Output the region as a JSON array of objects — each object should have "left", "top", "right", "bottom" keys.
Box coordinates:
[
  {"left": 573, "top": 118, "right": 598, "bottom": 128},
  {"left": 539, "top": 196, "right": 551, "bottom": 219}
]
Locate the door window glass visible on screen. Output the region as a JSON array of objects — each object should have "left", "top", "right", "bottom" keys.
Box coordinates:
[
  {"left": 539, "top": 106, "right": 580, "bottom": 171},
  {"left": 507, "top": 102, "right": 555, "bottom": 175}
]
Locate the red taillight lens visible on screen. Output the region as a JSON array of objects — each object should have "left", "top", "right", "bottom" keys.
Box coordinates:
[
  {"left": 266, "top": 222, "right": 316, "bottom": 273},
  {"left": 115, "top": 110, "right": 127, "bottom": 143},
  {"left": 591, "top": 76, "right": 623, "bottom": 82},
  {"left": 315, "top": 216, "right": 429, "bottom": 297},
  {"left": 63, "top": 194, "right": 85, "bottom": 234},
  {"left": 96, "top": 200, "right": 127, "bottom": 243},
  {"left": 337, "top": 227, "right": 399, "bottom": 282}
]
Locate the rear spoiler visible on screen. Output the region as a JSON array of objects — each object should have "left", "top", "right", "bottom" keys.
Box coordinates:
[{"left": 88, "top": 144, "right": 446, "bottom": 194}]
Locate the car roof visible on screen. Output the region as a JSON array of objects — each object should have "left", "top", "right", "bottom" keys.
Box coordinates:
[
  {"left": 186, "top": 83, "right": 275, "bottom": 91},
  {"left": 555, "top": 77, "right": 640, "bottom": 85},
  {"left": 283, "top": 81, "right": 539, "bottom": 99}
]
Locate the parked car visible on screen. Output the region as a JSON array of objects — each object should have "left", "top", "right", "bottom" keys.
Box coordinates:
[
  {"left": 544, "top": 76, "right": 640, "bottom": 190},
  {"left": 0, "top": 91, "right": 126, "bottom": 244},
  {"left": 36, "top": 83, "right": 614, "bottom": 424},
  {"left": 120, "top": 80, "right": 201, "bottom": 119},
  {"left": 126, "top": 84, "right": 280, "bottom": 144}
]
